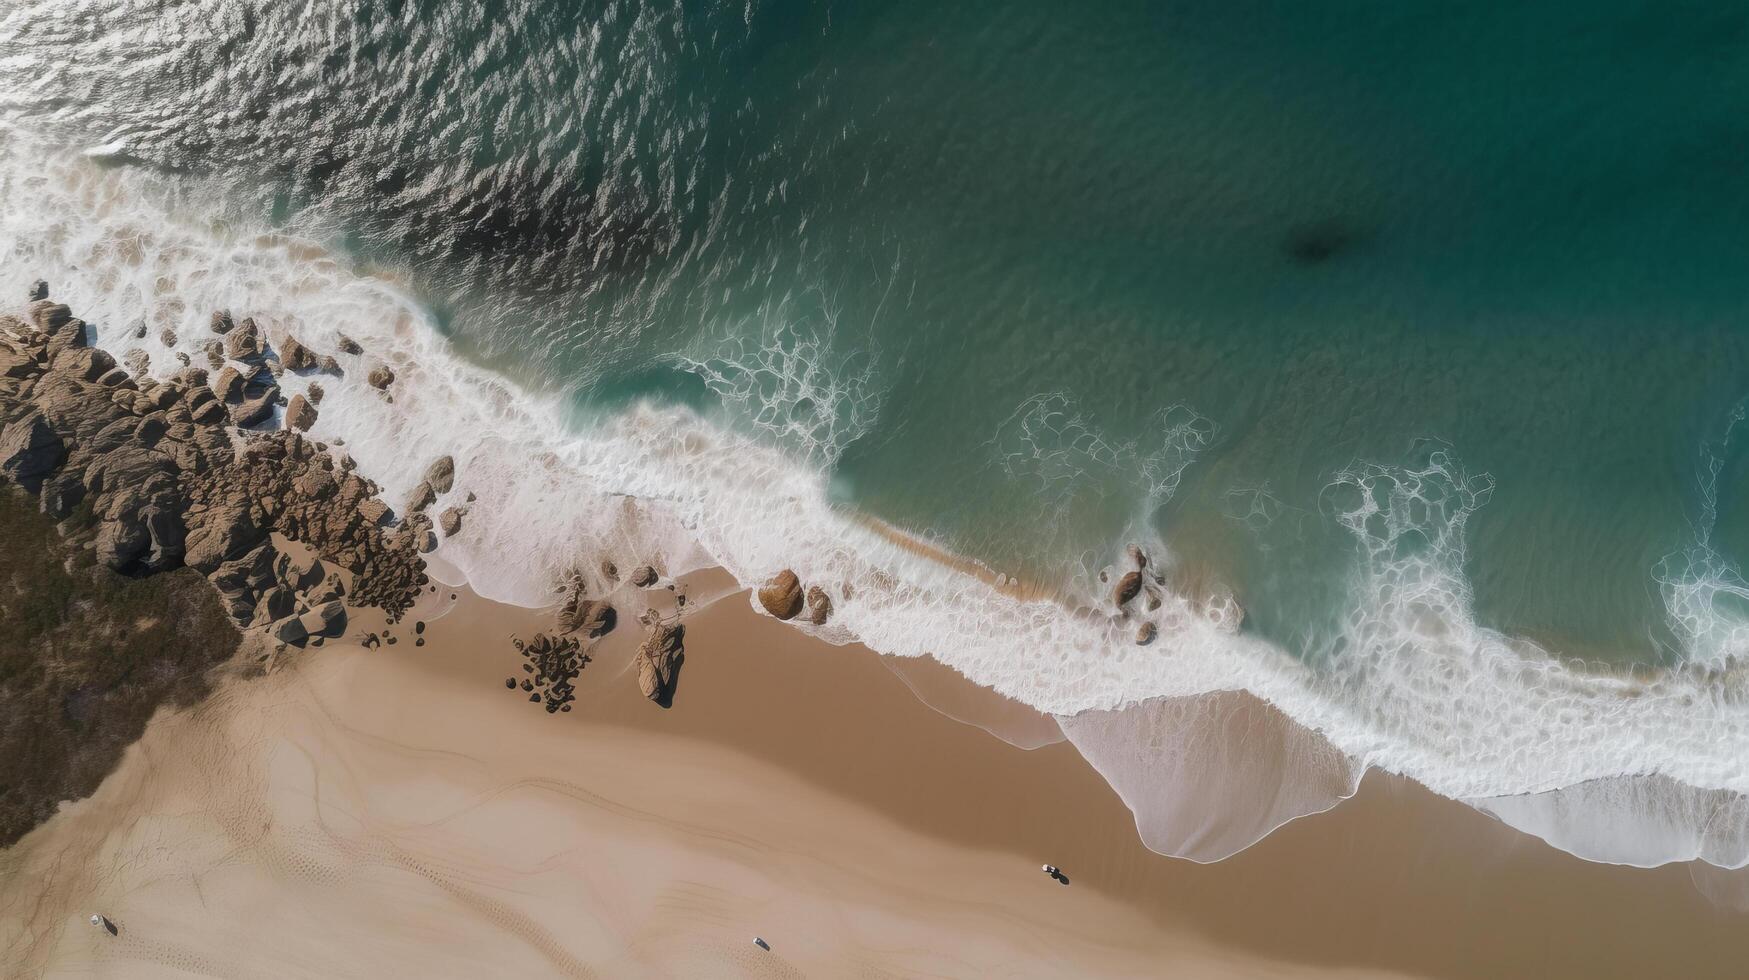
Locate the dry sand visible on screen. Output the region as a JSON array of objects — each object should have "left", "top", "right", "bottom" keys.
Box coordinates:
[{"left": 3, "top": 576, "right": 1748, "bottom": 978}]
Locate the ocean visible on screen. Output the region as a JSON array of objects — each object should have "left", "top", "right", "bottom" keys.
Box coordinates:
[{"left": 5, "top": 0, "right": 1749, "bottom": 867}]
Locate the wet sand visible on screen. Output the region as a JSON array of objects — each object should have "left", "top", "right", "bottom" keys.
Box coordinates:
[{"left": 3, "top": 578, "right": 1747, "bottom": 978}]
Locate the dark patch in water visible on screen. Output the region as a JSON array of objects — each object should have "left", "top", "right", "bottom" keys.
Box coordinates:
[{"left": 1281, "top": 219, "right": 1371, "bottom": 266}]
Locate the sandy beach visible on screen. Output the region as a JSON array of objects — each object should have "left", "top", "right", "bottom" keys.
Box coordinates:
[{"left": 4, "top": 577, "right": 1748, "bottom": 979}]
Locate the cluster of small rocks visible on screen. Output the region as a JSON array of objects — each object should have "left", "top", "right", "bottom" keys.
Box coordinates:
[
  {"left": 507, "top": 632, "right": 589, "bottom": 713},
  {"left": 0, "top": 285, "right": 429, "bottom": 650},
  {"left": 755, "top": 568, "right": 832, "bottom": 625}
]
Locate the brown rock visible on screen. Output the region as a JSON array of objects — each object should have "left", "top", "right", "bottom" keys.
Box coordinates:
[
  {"left": 210, "top": 310, "right": 235, "bottom": 334},
  {"left": 438, "top": 506, "right": 462, "bottom": 537},
  {"left": 630, "top": 564, "right": 658, "bottom": 588},
  {"left": 225, "top": 318, "right": 263, "bottom": 362},
  {"left": 285, "top": 394, "right": 317, "bottom": 431},
  {"left": 805, "top": 584, "right": 832, "bottom": 625},
  {"left": 423, "top": 455, "right": 455, "bottom": 494},
  {"left": 1127, "top": 544, "right": 1148, "bottom": 569},
  {"left": 407, "top": 480, "right": 437, "bottom": 514},
  {"left": 635, "top": 623, "right": 684, "bottom": 705},
  {"left": 1136, "top": 622, "right": 1158, "bottom": 645},
  {"left": 367, "top": 364, "right": 395, "bottom": 390},
  {"left": 1113, "top": 570, "right": 1143, "bottom": 609},
  {"left": 758, "top": 569, "right": 804, "bottom": 620},
  {"left": 280, "top": 333, "right": 317, "bottom": 372},
  {"left": 336, "top": 334, "right": 363, "bottom": 355},
  {"left": 306, "top": 382, "right": 325, "bottom": 405}
]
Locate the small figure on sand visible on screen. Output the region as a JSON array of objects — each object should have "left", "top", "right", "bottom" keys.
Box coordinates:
[
  {"left": 1041, "top": 864, "right": 1067, "bottom": 883},
  {"left": 89, "top": 913, "right": 117, "bottom": 936},
  {"left": 753, "top": 936, "right": 770, "bottom": 951}
]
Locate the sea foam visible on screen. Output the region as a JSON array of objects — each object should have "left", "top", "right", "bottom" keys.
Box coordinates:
[{"left": 8, "top": 131, "right": 1749, "bottom": 873}]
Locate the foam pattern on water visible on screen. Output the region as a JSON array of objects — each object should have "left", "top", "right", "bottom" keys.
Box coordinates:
[{"left": 11, "top": 137, "right": 1749, "bottom": 870}]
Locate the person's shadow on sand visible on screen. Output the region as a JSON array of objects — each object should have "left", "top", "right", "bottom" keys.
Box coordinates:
[{"left": 1048, "top": 870, "right": 1070, "bottom": 885}]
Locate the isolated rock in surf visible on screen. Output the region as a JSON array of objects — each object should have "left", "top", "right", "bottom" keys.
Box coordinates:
[
  {"left": 1113, "top": 570, "right": 1143, "bottom": 609},
  {"left": 758, "top": 569, "right": 805, "bottom": 620}
]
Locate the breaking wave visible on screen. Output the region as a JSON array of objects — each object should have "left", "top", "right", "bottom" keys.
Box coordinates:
[{"left": 8, "top": 133, "right": 1749, "bottom": 876}]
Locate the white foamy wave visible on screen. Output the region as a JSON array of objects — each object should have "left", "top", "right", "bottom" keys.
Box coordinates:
[{"left": 11, "top": 132, "right": 1749, "bottom": 872}]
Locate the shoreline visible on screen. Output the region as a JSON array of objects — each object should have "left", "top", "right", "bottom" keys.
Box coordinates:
[{"left": 6, "top": 580, "right": 1749, "bottom": 977}]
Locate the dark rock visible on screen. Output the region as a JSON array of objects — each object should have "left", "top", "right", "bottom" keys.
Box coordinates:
[
  {"left": 1136, "top": 622, "right": 1157, "bottom": 645},
  {"left": 336, "top": 334, "right": 363, "bottom": 356},
  {"left": 757, "top": 569, "right": 804, "bottom": 620},
  {"left": 367, "top": 365, "right": 395, "bottom": 390},
  {"left": 438, "top": 506, "right": 462, "bottom": 537},
  {"left": 28, "top": 280, "right": 48, "bottom": 301},
  {"left": 210, "top": 310, "right": 235, "bottom": 334},
  {"left": 306, "top": 382, "right": 325, "bottom": 405},
  {"left": 160, "top": 327, "right": 178, "bottom": 347},
  {"left": 0, "top": 413, "right": 63, "bottom": 483},
  {"left": 630, "top": 564, "right": 658, "bottom": 588},
  {"left": 1113, "top": 570, "right": 1143, "bottom": 609},
  {"left": 1126, "top": 544, "right": 1148, "bottom": 569}
]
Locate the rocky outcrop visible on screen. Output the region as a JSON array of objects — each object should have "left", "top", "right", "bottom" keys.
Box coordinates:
[
  {"left": 758, "top": 569, "right": 804, "bottom": 620},
  {"left": 634, "top": 622, "right": 684, "bottom": 706},
  {"left": 0, "top": 290, "right": 428, "bottom": 629},
  {"left": 805, "top": 584, "right": 832, "bottom": 625},
  {"left": 285, "top": 393, "right": 317, "bottom": 431},
  {"left": 630, "top": 564, "right": 658, "bottom": 588},
  {"left": 509, "top": 633, "right": 589, "bottom": 714}
]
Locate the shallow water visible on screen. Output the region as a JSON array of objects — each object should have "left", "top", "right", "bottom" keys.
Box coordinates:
[{"left": 6, "top": 0, "right": 1749, "bottom": 868}]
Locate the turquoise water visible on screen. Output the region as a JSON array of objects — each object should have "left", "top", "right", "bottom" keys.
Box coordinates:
[
  {"left": 8, "top": 0, "right": 1749, "bottom": 866},
  {"left": 8, "top": 0, "right": 1749, "bottom": 660}
]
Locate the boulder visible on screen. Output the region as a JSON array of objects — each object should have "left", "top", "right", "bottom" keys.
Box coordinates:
[
  {"left": 210, "top": 310, "right": 235, "bottom": 334},
  {"left": 299, "top": 600, "right": 347, "bottom": 639},
  {"left": 159, "top": 327, "right": 178, "bottom": 347},
  {"left": 279, "top": 334, "right": 317, "bottom": 372},
  {"left": 94, "top": 516, "right": 151, "bottom": 570},
  {"left": 336, "top": 334, "right": 363, "bottom": 355},
  {"left": 307, "top": 382, "right": 325, "bottom": 405},
  {"left": 562, "top": 597, "right": 615, "bottom": 638},
  {"left": 225, "top": 318, "right": 264, "bottom": 362},
  {"left": 212, "top": 365, "right": 245, "bottom": 403},
  {"left": 367, "top": 365, "right": 395, "bottom": 390},
  {"left": 438, "top": 506, "right": 462, "bottom": 537},
  {"left": 635, "top": 623, "right": 684, "bottom": 705},
  {"left": 1136, "top": 622, "right": 1158, "bottom": 646},
  {"left": 406, "top": 480, "right": 436, "bottom": 514},
  {"left": 630, "top": 564, "right": 658, "bottom": 588},
  {"left": 1113, "top": 570, "right": 1143, "bottom": 609},
  {"left": 285, "top": 394, "right": 317, "bottom": 431},
  {"left": 227, "top": 391, "right": 276, "bottom": 428},
  {"left": 757, "top": 570, "right": 804, "bottom": 620},
  {"left": 270, "top": 615, "right": 308, "bottom": 646},
  {"left": 423, "top": 455, "right": 455, "bottom": 494},
  {"left": 358, "top": 498, "right": 391, "bottom": 526},
  {"left": 27, "top": 300, "right": 73, "bottom": 333},
  {"left": 1127, "top": 544, "right": 1148, "bottom": 569},
  {"left": 805, "top": 584, "right": 832, "bottom": 625},
  {"left": 28, "top": 279, "right": 47, "bottom": 301}
]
